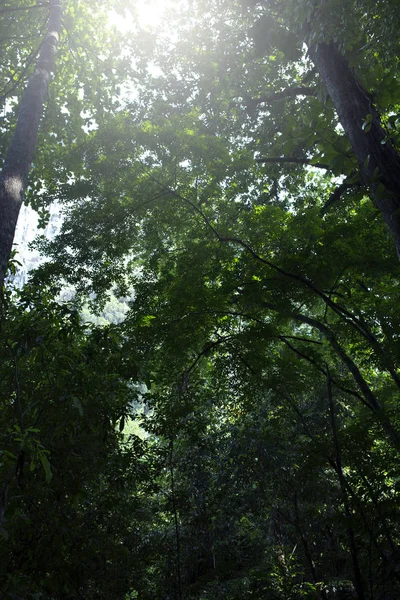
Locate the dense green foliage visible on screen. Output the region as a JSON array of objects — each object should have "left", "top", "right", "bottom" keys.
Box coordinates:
[{"left": 1, "top": 0, "right": 400, "bottom": 598}]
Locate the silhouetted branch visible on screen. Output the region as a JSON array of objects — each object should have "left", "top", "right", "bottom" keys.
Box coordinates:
[
  {"left": 322, "top": 176, "right": 362, "bottom": 214},
  {"left": 255, "top": 156, "right": 329, "bottom": 169},
  {"left": 247, "top": 86, "right": 316, "bottom": 107},
  {"left": 263, "top": 86, "right": 316, "bottom": 101},
  {"left": 244, "top": 87, "right": 316, "bottom": 114}
]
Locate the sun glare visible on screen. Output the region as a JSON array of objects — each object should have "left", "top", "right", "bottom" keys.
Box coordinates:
[{"left": 109, "top": 0, "right": 172, "bottom": 33}]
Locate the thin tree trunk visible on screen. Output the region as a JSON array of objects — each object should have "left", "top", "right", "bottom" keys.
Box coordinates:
[
  {"left": 292, "top": 490, "right": 328, "bottom": 599},
  {"left": 327, "top": 373, "right": 365, "bottom": 600},
  {"left": 169, "top": 439, "right": 183, "bottom": 600},
  {"left": 0, "top": 0, "right": 62, "bottom": 289},
  {"left": 308, "top": 42, "right": 400, "bottom": 258}
]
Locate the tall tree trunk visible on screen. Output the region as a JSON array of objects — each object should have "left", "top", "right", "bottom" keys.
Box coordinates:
[
  {"left": 0, "top": 0, "right": 62, "bottom": 289},
  {"left": 308, "top": 42, "right": 400, "bottom": 258}
]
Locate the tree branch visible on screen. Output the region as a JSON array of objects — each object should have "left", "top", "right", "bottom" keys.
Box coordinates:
[
  {"left": 321, "top": 175, "right": 362, "bottom": 214},
  {"left": 164, "top": 308, "right": 369, "bottom": 407},
  {"left": 255, "top": 156, "right": 329, "bottom": 169},
  {"left": 279, "top": 336, "right": 368, "bottom": 406},
  {"left": 268, "top": 304, "right": 400, "bottom": 451},
  {"left": 244, "top": 87, "right": 316, "bottom": 113},
  {"left": 144, "top": 170, "right": 400, "bottom": 392},
  {"left": 186, "top": 335, "right": 234, "bottom": 375},
  {"left": 263, "top": 86, "right": 316, "bottom": 101}
]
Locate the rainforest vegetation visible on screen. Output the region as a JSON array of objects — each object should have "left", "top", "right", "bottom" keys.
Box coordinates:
[{"left": 1, "top": 0, "right": 400, "bottom": 598}]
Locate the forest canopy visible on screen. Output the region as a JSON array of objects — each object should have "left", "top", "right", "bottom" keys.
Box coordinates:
[{"left": 1, "top": 1, "right": 400, "bottom": 599}]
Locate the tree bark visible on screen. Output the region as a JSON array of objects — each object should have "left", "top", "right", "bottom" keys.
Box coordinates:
[
  {"left": 0, "top": 0, "right": 62, "bottom": 289},
  {"left": 308, "top": 42, "right": 400, "bottom": 258}
]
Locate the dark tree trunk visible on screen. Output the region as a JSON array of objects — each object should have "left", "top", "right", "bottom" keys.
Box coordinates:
[
  {"left": 308, "top": 42, "right": 400, "bottom": 258},
  {"left": 0, "top": 0, "right": 62, "bottom": 289}
]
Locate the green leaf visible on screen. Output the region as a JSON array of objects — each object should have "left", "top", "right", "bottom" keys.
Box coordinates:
[
  {"left": 39, "top": 453, "right": 52, "bottom": 484},
  {"left": 376, "top": 182, "right": 386, "bottom": 200},
  {"left": 72, "top": 395, "right": 84, "bottom": 416}
]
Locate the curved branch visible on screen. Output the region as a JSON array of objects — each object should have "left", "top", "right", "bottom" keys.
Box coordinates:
[
  {"left": 186, "top": 335, "right": 234, "bottom": 375},
  {"left": 264, "top": 302, "right": 400, "bottom": 451},
  {"left": 145, "top": 171, "right": 400, "bottom": 391},
  {"left": 164, "top": 308, "right": 372, "bottom": 408},
  {"left": 279, "top": 336, "right": 368, "bottom": 407},
  {"left": 218, "top": 236, "right": 400, "bottom": 390}
]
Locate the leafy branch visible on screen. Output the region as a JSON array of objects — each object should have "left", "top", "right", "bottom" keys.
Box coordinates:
[{"left": 0, "top": 3, "right": 50, "bottom": 15}]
